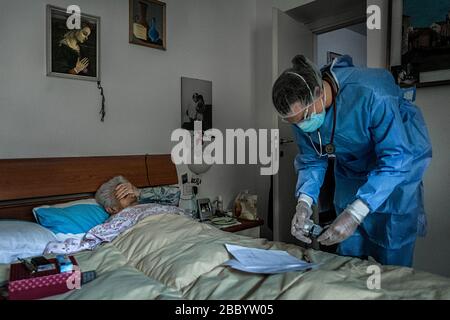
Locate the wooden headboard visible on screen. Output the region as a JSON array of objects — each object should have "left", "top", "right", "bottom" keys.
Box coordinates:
[{"left": 0, "top": 154, "right": 178, "bottom": 222}]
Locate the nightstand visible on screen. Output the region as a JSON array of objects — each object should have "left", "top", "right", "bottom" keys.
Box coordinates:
[{"left": 221, "top": 218, "right": 264, "bottom": 238}]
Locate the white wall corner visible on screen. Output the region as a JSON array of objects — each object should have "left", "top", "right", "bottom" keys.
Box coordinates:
[{"left": 366, "top": 0, "right": 390, "bottom": 68}]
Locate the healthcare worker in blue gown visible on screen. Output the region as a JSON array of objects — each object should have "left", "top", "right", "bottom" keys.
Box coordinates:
[{"left": 272, "top": 55, "right": 432, "bottom": 267}]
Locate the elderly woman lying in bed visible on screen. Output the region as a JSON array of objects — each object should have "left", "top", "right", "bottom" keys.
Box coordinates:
[
  {"left": 95, "top": 176, "right": 180, "bottom": 214},
  {"left": 44, "top": 176, "right": 184, "bottom": 255}
]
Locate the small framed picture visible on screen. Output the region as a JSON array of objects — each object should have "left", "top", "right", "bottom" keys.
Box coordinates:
[
  {"left": 129, "top": 0, "right": 166, "bottom": 50},
  {"left": 327, "top": 51, "right": 342, "bottom": 64},
  {"left": 197, "top": 198, "right": 213, "bottom": 221},
  {"left": 46, "top": 5, "right": 100, "bottom": 81}
]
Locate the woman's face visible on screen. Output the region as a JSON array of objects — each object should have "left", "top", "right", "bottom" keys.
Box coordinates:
[
  {"left": 118, "top": 193, "right": 138, "bottom": 210},
  {"left": 76, "top": 27, "right": 91, "bottom": 44},
  {"left": 106, "top": 193, "right": 137, "bottom": 215}
]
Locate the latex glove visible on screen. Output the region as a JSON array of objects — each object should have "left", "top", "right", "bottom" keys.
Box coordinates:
[
  {"left": 115, "top": 183, "right": 140, "bottom": 201},
  {"left": 317, "top": 210, "right": 359, "bottom": 246},
  {"left": 291, "top": 200, "right": 313, "bottom": 244}
]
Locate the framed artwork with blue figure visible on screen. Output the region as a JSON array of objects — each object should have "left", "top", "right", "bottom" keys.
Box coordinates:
[{"left": 129, "top": 0, "right": 166, "bottom": 50}]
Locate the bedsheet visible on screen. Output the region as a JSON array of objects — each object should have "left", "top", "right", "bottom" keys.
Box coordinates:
[{"left": 1, "top": 213, "right": 449, "bottom": 300}]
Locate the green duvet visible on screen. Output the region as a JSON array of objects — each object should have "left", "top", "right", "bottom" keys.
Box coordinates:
[{"left": 1, "top": 213, "right": 449, "bottom": 300}]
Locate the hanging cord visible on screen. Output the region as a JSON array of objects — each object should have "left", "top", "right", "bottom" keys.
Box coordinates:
[{"left": 97, "top": 80, "right": 106, "bottom": 122}]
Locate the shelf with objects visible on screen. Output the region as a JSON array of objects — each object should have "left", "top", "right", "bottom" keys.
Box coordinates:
[{"left": 221, "top": 218, "right": 264, "bottom": 234}]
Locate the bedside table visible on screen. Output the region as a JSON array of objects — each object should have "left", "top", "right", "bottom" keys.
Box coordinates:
[{"left": 221, "top": 218, "right": 264, "bottom": 238}]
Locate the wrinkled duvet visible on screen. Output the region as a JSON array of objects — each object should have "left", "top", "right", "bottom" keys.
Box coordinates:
[{"left": 1, "top": 213, "right": 449, "bottom": 300}]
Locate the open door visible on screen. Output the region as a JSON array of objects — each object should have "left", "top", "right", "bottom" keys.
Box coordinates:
[{"left": 272, "top": 8, "right": 314, "bottom": 243}]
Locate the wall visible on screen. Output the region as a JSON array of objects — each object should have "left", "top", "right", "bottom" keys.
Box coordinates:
[
  {"left": 255, "top": 0, "right": 276, "bottom": 239},
  {"left": 0, "top": 0, "right": 259, "bottom": 210},
  {"left": 316, "top": 27, "right": 367, "bottom": 67},
  {"left": 414, "top": 87, "right": 450, "bottom": 277},
  {"left": 368, "top": 0, "right": 450, "bottom": 277},
  {"left": 366, "top": 0, "right": 389, "bottom": 68}
]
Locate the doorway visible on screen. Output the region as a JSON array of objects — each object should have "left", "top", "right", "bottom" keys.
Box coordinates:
[{"left": 272, "top": 0, "right": 367, "bottom": 250}]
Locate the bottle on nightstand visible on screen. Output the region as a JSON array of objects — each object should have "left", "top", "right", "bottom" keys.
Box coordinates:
[{"left": 213, "top": 196, "right": 224, "bottom": 216}]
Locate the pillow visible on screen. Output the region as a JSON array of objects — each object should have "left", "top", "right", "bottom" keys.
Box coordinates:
[
  {"left": 0, "top": 220, "right": 57, "bottom": 264},
  {"left": 33, "top": 199, "right": 109, "bottom": 234},
  {"left": 138, "top": 185, "right": 181, "bottom": 206}
]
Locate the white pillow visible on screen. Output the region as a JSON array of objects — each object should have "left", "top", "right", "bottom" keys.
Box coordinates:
[
  {"left": 0, "top": 220, "right": 57, "bottom": 264},
  {"left": 54, "top": 232, "right": 86, "bottom": 242}
]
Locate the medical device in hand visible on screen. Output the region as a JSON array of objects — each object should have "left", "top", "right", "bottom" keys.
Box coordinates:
[{"left": 302, "top": 219, "right": 324, "bottom": 238}]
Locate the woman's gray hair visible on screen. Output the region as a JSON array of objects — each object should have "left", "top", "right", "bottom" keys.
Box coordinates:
[{"left": 95, "top": 176, "right": 129, "bottom": 209}]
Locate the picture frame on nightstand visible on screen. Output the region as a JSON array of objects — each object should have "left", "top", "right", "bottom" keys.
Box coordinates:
[{"left": 197, "top": 198, "right": 213, "bottom": 222}]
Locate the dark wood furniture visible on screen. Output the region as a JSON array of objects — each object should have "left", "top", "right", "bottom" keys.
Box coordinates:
[
  {"left": 0, "top": 154, "right": 177, "bottom": 222},
  {"left": 221, "top": 218, "right": 264, "bottom": 233}
]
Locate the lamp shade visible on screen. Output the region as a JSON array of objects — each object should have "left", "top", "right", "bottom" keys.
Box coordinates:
[{"left": 188, "top": 163, "right": 212, "bottom": 175}]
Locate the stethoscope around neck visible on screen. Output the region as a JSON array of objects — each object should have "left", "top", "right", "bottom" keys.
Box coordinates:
[{"left": 308, "top": 91, "right": 337, "bottom": 158}]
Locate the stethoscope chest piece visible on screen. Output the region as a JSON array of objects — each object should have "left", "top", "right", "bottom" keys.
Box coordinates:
[{"left": 325, "top": 143, "right": 335, "bottom": 155}]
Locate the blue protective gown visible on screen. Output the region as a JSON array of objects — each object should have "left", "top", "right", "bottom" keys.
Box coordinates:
[{"left": 293, "top": 56, "right": 432, "bottom": 267}]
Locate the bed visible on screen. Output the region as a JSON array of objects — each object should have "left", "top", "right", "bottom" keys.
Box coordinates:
[{"left": 1, "top": 155, "right": 449, "bottom": 300}]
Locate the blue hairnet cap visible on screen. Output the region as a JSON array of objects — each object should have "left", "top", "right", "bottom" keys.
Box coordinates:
[{"left": 272, "top": 55, "right": 324, "bottom": 118}]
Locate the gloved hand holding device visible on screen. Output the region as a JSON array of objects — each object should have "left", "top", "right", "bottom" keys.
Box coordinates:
[
  {"left": 291, "top": 194, "right": 314, "bottom": 244},
  {"left": 317, "top": 199, "right": 370, "bottom": 246}
]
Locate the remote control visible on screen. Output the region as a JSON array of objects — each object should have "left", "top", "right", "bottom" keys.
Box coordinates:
[{"left": 81, "top": 271, "right": 97, "bottom": 285}]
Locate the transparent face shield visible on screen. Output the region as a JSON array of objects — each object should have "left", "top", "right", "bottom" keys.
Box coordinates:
[
  {"left": 279, "top": 72, "right": 324, "bottom": 124},
  {"left": 280, "top": 82, "right": 326, "bottom": 123},
  {"left": 280, "top": 96, "right": 323, "bottom": 124}
]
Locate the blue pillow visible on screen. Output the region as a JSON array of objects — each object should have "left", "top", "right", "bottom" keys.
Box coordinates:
[{"left": 33, "top": 200, "right": 109, "bottom": 234}]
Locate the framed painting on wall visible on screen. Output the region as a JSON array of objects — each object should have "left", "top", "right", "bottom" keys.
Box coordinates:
[
  {"left": 46, "top": 5, "right": 100, "bottom": 81},
  {"left": 129, "top": 0, "right": 166, "bottom": 50},
  {"left": 181, "top": 77, "right": 212, "bottom": 132},
  {"left": 390, "top": 0, "right": 450, "bottom": 87}
]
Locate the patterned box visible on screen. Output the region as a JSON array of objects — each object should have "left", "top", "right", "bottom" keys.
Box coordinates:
[{"left": 8, "top": 256, "right": 78, "bottom": 300}]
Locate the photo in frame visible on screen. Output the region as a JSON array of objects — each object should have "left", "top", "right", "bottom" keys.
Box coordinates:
[
  {"left": 46, "top": 5, "right": 100, "bottom": 81},
  {"left": 181, "top": 77, "right": 213, "bottom": 131},
  {"left": 129, "top": 0, "right": 166, "bottom": 50},
  {"left": 327, "top": 51, "right": 343, "bottom": 64},
  {"left": 197, "top": 198, "right": 213, "bottom": 222},
  {"left": 390, "top": 0, "right": 450, "bottom": 87}
]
